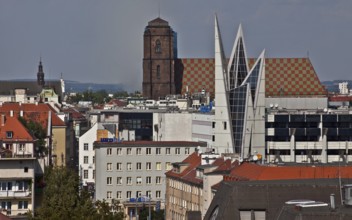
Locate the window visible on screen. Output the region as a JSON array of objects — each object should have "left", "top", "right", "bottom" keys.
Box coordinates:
[
  {"left": 136, "top": 191, "right": 141, "bottom": 198},
  {"left": 212, "top": 122, "right": 216, "bottom": 128},
  {"left": 127, "top": 177, "right": 132, "bottom": 185},
  {"left": 155, "top": 39, "right": 161, "bottom": 53},
  {"left": 84, "top": 156, "right": 88, "bottom": 164},
  {"left": 24, "top": 167, "right": 28, "bottom": 173},
  {"left": 136, "top": 148, "right": 142, "bottom": 155},
  {"left": 156, "top": 65, "right": 161, "bottom": 79},
  {"left": 185, "top": 148, "right": 190, "bottom": 155},
  {"left": 146, "top": 176, "right": 152, "bottom": 185},
  {"left": 136, "top": 162, "right": 142, "bottom": 170},
  {"left": 146, "top": 148, "right": 152, "bottom": 155},
  {"left": 212, "top": 135, "right": 215, "bottom": 142},
  {"left": 19, "top": 144, "right": 25, "bottom": 152},
  {"left": 93, "top": 156, "right": 95, "bottom": 164},
  {"left": 107, "top": 163, "right": 112, "bottom": 171},
  {"left": 117, "top": 177, "right": 122, "bottom": 185},
  {"left": 18, "top": 201, "right": 28, "bottom": 209},
  {"left": 156, "top": 162, "right": 161, "bottom": 170},
  {"left": 92, "top": 170, "right": 95, "bottom": 179},
  {"left": 83, "top": 170, "right": 88, "bottom": 179},
  {"left": 116, "top": 191, "right": 122, "bottom": 199},
  {"left": 127, "top": 162, "right": 132, "bottom": 171},
  {"left": 146, "top": 162, "right": 152, "bottom": 170},
  {"left": 146, "top": 190, "right": 152, "bottom": 198},
  {"left": 6, "top": 131, "right": 13, "bottom": 139},
  {"left": 136, "top": 177, "right": 142, "bottom": 185},
  {"left": 127, "top": 148, "right": 132, "bottom": 155},
  {"left": 166, "top": 162, "right": 172, "bottom": 171},
  {"left": 223, "top": 121, "right": 227, "bottom": 130},
  {"left": 107, "top": 177, "right": 112, "bottom": 185},
  {"left": 175, "top": 148, "right": 180, "bottom": 155},
  {"left": 117, "top": 148, "right": 122, "bottom": 155},
  {"left": 116, "top": 163, "right": 122, "bottom": 171},
  {"left": 126, "top": 191, "right": 132, "bottom": 199},
  {"left": 156, "top": 148, "right": 161, "bottom": 155},
  {"left": 84, "top": 143, "right": 88, "bottom": 151},
  {"left": 107, "top": 191, "right": 112, "bottom": 199},
  {"left": 107, "top": 148, "right": 112, "bottom": 155},
  {"left": 156, "top": 176, "right": 161, "bottom": 184},
  {"left": 156, "top": 190, "right": 161, "bottom": 199},
  {"left": 166, "top": 148, "right": 171, "bottom": 155}
]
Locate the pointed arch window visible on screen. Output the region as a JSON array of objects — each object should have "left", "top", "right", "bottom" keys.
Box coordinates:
[
  {"left": 155, "top": 40, "right": 162, "bottom": 53},
  {"left": 156, "top": 65, "right": 161, "bottom": 79}
]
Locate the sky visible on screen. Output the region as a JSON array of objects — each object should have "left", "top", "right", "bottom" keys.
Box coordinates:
[{"left": 0, "top": 0, "right": 351, "bottom": 92}]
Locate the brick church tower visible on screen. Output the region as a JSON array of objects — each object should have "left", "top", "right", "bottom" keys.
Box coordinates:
[{"left": 143, "top": 17, "right": 177, "bottom": 100}]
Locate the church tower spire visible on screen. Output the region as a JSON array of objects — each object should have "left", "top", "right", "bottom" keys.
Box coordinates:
[{"left": 37, "top": 58, "right": 45, "bottom": 86}]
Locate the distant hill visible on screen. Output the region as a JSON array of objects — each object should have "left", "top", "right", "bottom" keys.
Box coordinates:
[
  {"left": 65, "top": 80, "right": 125, "bottom": 93},
  {"left": 5, "top": 79, "right": 126, "bottom": 93},
  {"left": 322, "top": 80, "right": 352, "bottom": 93}
]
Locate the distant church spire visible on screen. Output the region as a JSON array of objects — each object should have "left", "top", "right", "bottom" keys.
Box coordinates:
[{"left": 37, "top": 58, "right": 45, "bottom": 86}]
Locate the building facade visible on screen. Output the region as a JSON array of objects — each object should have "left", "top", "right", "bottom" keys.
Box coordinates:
[{"left": 94, "top": 141, "right": 206, "bottom": 217}]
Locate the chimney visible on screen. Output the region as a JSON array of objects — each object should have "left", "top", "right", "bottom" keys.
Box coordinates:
[
  {"left": 1, "top": 115, "right": 5, "bottom": 126},
  {"left": 330, "top": 194, "right": 336, "bottom": 210},
  {"left": 10, "top": 110, "right": 13, "bottom": 117}
]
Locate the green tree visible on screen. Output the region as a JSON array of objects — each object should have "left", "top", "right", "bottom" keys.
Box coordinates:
[
  {"left": 94, "top": 199, "right": 125, "bottom": 220},
  {"left": 32, "top": 167, "right": 96, "bottom": 220}
]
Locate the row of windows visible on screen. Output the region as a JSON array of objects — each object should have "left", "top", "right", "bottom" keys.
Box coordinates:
[
  {"left": 0, "top": 181, "right": 30, "bottom": 191},
  {"left": 106, "top": 147, "right": 190, "bottom": 156},
  {"left": 107, "top": 162, "right": 172, "bottom": 171},
  {"left": 106, "top": 176, "right": 162, "bottom": 185},
  {"left": 168, "top": 179, "right": 202, "bottom": 196},
  {"left": 107, "top": 190, "right": 162, "bottom": 200},
  {"left": 0, "top": 201, "right": 28, "bottom": 210},
  {"left": 168, "top": 196, "right": 200, "bottom": 211}
]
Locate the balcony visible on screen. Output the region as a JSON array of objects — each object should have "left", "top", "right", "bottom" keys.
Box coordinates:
[{"left": 0, "top": 190, "right": 31, "bottom": 198}]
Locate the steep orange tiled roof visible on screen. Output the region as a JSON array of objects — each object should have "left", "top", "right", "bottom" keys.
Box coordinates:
[
  {"left": 177, "top": 58, "right": 327, "bottom": 97},
  {"left": 0, "top": 115, "right": 34, "bottom": 141},
  {"left": 225, "top": 162, "right": 352, "bottom": 181},
  {"left": 166, "top": 152, "right": 202, "bottom": 185}
]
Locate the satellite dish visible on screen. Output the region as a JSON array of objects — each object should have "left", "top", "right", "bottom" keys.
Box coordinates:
[
  {"left": 274, "top": 104, "right": 279, "bottom": 108},
  {"left": 253, "top": 155, "right": 258, "bottom": 161},
  {"left": 270, "top": 104, "right": 274, "bottom": 108},
  {"left": 323, "top": 108, "right": 328, "bottom": 112}
]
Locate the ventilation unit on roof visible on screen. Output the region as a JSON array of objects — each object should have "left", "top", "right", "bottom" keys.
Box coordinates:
[{"left": 344, "top": 184, "right": 352, "bottom": 206}]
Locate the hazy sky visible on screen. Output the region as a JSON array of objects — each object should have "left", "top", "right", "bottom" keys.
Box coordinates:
[{"left": 0, "top": 0, "right": 351, "bottom": 91}]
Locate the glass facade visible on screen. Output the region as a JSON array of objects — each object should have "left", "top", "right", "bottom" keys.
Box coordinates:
[
  {"left": 118, "top": 113, "right": 153, "bottom": 140},
  {"left": 229, "top": 38, "right": 248, "bottom": 90},
  {"left": 229, "top": 84, "right": 248, "bottom": 153}
]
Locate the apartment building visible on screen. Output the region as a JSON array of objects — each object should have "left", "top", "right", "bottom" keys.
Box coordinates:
[
  {"left": 0, "top": 115, "right": 44, "bottom": 218},
  {"left": 165, "top": 152, "right": 234, "bottom": 220},
  {"left": 94, "top": 141, "right": 206, "bottom": 217}
]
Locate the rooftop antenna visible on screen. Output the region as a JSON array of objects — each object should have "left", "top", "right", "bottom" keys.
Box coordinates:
[{"left": 158, "top": 1, "right": 160, "bottom": 18}]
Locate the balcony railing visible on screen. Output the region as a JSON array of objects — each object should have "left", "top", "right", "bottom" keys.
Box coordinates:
[{"left": 0, "top": 190, "right": 31, "bottom": 198}]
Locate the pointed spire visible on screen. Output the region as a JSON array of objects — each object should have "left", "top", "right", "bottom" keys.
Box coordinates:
[
  {"left": 37, "top": 58, "right": 45, "bottom": 86},
  {"left": 227, "top": 23, "right": 249, "bottom": 90}
]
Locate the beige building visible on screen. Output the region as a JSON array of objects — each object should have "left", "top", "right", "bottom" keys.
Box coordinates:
[{"left": 165, "top": 152, "right": 234, "bottom": 220}]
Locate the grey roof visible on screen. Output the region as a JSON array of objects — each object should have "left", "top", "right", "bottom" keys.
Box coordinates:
[
  {"left": 0, "top": 80, "right": 62, "bottom": 96},
  {"left": 204, "top": 178, "right": 352, "bottom": 220}
]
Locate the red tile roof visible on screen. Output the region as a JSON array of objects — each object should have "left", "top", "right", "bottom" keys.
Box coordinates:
[
  {"left": 225, "top": 162, "right": 352, "bottom": 181},
  {"left": 329, "top": 95, "right": 352, "bottom": 102},
  {"left": 0, "top": 103, "right": 65, "bottom": 128},
  {"left": 177, "top": 58, "right": 327, "bottom": 97},
  {"left": 0, "top": 115, "right": 34, "bottom": 141},
  {"left": 62, "top": 107, "right": 86, "bottom": 121}
]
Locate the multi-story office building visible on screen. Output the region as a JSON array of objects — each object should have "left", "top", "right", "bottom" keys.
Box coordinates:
[
  {"left": 94, "top": 141, "right": 206, "bottom": 217},
  {"left": 266, "top": 108, "right": 352, "bottom": 163}
]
